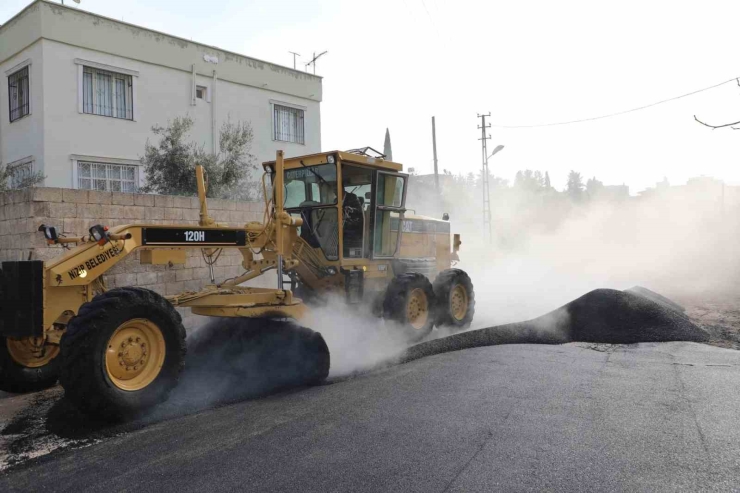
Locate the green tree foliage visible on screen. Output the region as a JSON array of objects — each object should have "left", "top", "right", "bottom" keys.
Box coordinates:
[
  {"left": 586, "top": 176, "right": 604, "bottom": 198},
  {"left": 141, "top": 116, "right": 257, "bottom": 199},
  {"left": 566, "top": 170, "right": 585, "bottom": 200},
  {"left": 0, "top": 164, "right": 44, "bottom": 192},
  {"left": 514, "top": 169, "right": 547, "bottom": 192}
]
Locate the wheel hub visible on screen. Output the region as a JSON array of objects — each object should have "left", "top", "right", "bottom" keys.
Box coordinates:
[
  {"left": 6, "top": 337, "right": 60, "bottom": 368},
  {"left": 105, "top": 319, "right": 165, "bottom": 391},
  {"left": 450, "top": 284, "right": 469, "bottom": 321},
  {"left": 407, "top": 288, "right": 429, "bottom": 330}
]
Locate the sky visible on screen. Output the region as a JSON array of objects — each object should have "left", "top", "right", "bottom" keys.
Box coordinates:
[{"left": 2, "top": 0, "right": 740, "bottom": 193}]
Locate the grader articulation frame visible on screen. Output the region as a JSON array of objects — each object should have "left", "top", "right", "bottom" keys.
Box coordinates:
[{"left": 0, "top": 150, "right": 474, "bottom": 417}]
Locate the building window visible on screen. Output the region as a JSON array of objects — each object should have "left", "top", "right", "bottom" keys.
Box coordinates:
[
  {"left": 196, "top": 86, "right": 207, "bottom": 100},
  {"left": 7, "top": 161, "right": 33, "bottom": 189},
  {"left": 273, "top": 104, "right": 305, "bottom": 144},
  {"left": 78, "top": 161, "right": 138, "bottom": 192},
  {"left": 8, "top": 66, "right": 30, "bottom": 122},
  {"left": 83, "top": 67, "right": 133, "bottom": 120}
]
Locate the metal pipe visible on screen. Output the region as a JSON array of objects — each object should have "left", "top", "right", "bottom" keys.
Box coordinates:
[
  {"left": 432, "top": 116, "right": 439, "bottom": 192},
  {"left": 191, "top": 64, "right": 196, "bottom": 106},
  {"left": 196, "top": 165, "right": 213, "bottom": 226},
  {"left": 211, "top": 70, "right": 217, "bottom": 154},
  {"left": 277, "top": 255, "right": 284, "bottom": 290},
  {"left": 274, "top": 150, "right": 285, "bottom": 291}
]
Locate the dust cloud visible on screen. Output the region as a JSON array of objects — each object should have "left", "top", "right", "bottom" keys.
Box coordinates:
[
  {"left": 301, "top": 295, "right": 410, "bottom": 378},
  {"left": 288, "top": 176, "right": 740, "bottom": 378},
  {"left": 418, "top": 178, "right": 740, "bottom": 328}
]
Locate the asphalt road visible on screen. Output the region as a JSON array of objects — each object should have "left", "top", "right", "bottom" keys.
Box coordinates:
[{"left": 2, "top": 341, "right": 740, "bottom": 492}]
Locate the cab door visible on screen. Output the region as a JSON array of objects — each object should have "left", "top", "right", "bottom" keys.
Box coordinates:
[{"left": 371, "top": 171, "right": 408, "bottom": 259}]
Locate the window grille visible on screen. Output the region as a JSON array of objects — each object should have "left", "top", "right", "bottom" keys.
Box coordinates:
[
  {"left": 78, "top": 162, "right": 137, "bottom": 192},
  {"left": 8, "top": 161, "right": 33, "bottom": 189},
  {"left": 8, "top": 66, "right": 29, "bottom": 122},
  {"left": 273, "top": 104, "right": 305, "bottom": 144},
  {"left": 83, "top": 67, "right": 133, "bottom": 120}
]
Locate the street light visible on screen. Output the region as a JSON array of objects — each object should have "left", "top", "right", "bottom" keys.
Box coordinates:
[{"left": 487, "top": 145, "right": 504, "bottom": 160}]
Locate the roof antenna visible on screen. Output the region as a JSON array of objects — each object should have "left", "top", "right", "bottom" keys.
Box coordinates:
[{"left": 304, "top": 51, "right": 328, "bottom": 75}]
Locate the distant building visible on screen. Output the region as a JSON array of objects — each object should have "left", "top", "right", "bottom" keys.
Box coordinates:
[
  {"left": 408, "top": 173, "right": 455, "bottom": 190},
  {"left": 0, "top": 0, "right": 322, "bottom": 190},
  {"left": 637, "top": 175, "right": 740, "bottom": 210},
  {"left": 599, "top": 184, "right": 629, "bottom": 201}
]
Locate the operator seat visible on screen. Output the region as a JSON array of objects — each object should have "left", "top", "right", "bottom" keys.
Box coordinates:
[
  {"left": 343, "top": 192, "right": 364, "bottom": 257},
  {"left": 297, "top": 200, "right": 321, "bottom": 248}
]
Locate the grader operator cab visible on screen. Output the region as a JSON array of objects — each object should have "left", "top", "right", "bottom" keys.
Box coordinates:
[
  {"left": 269, "top": 150, "right": 473, "bottom": 334},
  {"left": 0, "top": 150, "right": 474, "bottom": 418}
]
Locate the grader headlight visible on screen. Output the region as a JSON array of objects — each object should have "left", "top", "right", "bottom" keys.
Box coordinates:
[{"left": 89, "top": 224, "right": 108, "bottom": 245}]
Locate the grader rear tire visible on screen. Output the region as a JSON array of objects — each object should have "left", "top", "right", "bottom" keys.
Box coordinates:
[
  {"left": 433, "top": 269, "right": 475, "bottom": 330},
  {"left": 0, "top": 336, "right": 60, "bottom": 393},
  {"left": 383, "top": 273, "right": 436, "bottom": 343},
  {"left": 0, "top": 265, "right": 60, "bottom": 393},
  {"left": 60, "top": 287, "right": 186, "bottom": 418}
]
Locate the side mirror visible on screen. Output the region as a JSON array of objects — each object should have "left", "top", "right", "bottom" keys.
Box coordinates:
[
  {"left": 365, "top": 191, "right": 372, "bottom": 200},
  {"left": 442, "top": 213, "right": 450, "bottom": 221}
]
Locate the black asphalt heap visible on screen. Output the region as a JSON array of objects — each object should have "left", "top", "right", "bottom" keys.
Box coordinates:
[
  {"left": 172, "top": 318, "right": 330, "bottom": 406},
  {"left": 402, "top": 287, "right": 708, "bottom": 363}
]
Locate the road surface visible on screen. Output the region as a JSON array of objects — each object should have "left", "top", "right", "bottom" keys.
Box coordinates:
[{"left": 2, "top": 341, "right": 740, "bottom": 492}]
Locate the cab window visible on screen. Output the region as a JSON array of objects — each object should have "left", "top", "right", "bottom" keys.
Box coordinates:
[
  {"left": 373, "top": 173, "right": 406, "bottom": 258},
  {"left": 342, "top": 165, "right": 373, "bottom": 258},
  {"left": 283, "top": 163, "right": 337, "bottom": 208}
]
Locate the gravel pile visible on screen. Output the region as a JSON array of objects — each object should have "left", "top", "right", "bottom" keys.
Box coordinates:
[
  {"left": 401, "top": 287, "right": 709, "bottom": 363},
  {"left": 155, "top": 318, "right": 330, "bottom": 410}
]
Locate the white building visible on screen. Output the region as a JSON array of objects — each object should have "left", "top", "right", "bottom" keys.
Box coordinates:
[{"left": 0, "top": 0, "right": 322, "bottom": 191}]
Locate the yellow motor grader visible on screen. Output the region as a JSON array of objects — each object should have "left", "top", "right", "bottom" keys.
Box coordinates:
[{"left": 0, "top": 149, "right": 474, "bottom": 417}]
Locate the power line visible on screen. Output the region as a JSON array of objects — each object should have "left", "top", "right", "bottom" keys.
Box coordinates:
[{"left": 490, "top": 76, "right": 739, "bottom": 128}]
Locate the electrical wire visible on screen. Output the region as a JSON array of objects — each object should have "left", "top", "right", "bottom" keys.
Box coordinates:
[{"left": 490, "top": 77, "right": 740, "bottom": 128}]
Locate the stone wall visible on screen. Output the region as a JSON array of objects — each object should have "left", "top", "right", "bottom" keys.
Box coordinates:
[{"left": 0, "top": 187, "right": 269, "bottom": 328}]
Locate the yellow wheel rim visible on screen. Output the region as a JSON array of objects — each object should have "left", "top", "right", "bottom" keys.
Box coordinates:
[
  {"left": 450, "top": 284, "right": 469, "bottom": 321},
  {"left": 6, "top": 337, "right": 60, "bottom": 368},
  {"left": 105, "top": 319, "right": 166, "bottom": 391},
  {"left": 406, "top": 288, "right": 429, "bottom": 330}
]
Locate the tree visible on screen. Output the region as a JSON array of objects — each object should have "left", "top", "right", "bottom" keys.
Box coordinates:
[
  {"left": 141, "top": 116, "right": 257, "bottom": 199},
  {"left": 533, "top": 171, "right": 545, "bottom": 188},
  {"left": 566, "top": 170, "right": 584, "bottom": 200},
  {"left": 586, "top": 176, "right": 604, "bottom": 197},
  {"left": 544, "top": 171, "right": 551, "bottom": 189},
  {"left": 514, "top": 169, "right": 546, "bottom": 192},
  {"left": 0, "top": 164, "right": 44, "bottom": 192}
]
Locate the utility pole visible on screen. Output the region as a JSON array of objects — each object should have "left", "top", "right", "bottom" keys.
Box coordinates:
[
  {"left": 432, "top": 116, "right": 439, "bottom": 192},
  {"left": 288, "top": 51, "right": 300, "bottom": 70},
  {"left": 477, "top": 113, "right": 492, "bottom": 243}
]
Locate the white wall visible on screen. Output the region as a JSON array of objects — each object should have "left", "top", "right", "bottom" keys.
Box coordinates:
[
  {"left": 0, "top": 41, "right": 44, "bottom": 181},
  {"left": 39, "top": 39, "right": 321, "bottom": 189},
  {"left": 0, "top": 1, "right": 322, "bottom": 189}
]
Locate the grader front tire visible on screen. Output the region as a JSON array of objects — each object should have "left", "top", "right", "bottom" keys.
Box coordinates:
[
  {"left": 383, "top": 273, "right": 436, "bottom": 343},
  {"left": 60, "top": 287, "right": 186, "bottom": 418},
  {"left": 433, "top": 268, "right": 475, "bottom": 330}
]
